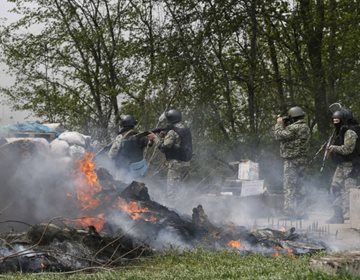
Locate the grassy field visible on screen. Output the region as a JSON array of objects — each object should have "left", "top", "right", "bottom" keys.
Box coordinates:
[{"left": 2, "top": 250, "right": 357, "bottom": 280}]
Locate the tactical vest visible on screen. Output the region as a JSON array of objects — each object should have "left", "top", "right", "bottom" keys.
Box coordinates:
[
  {"left": 332, "top": 124, "right": 360, "bottom": 163},
  {"left": 115, "top": 131, "right": 146, "bottom": 168},
  {"left": 164, "top": 126, "right": 193, "bottom": 162}
]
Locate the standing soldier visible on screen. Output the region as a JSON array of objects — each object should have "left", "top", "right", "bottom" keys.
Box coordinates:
[
  {"left": 327, "top": 108, "right": 360, "bottom": 223},
  {"left": 274, "top": 106, "right": 310, "bottom": 219},
  {"left": 148, "top": 109, "right": 193, "bottom": 200},
  {"left": 108, "top": 115, "right": 149, "bottom": 182}
]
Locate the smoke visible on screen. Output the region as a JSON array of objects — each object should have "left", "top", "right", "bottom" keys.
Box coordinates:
[
  {"left": 0, "top": 136, "right": 359, "bottom": 252},
  {"left": 108, "top": 210, "right": 190, "bottom": 250},
  {"left": 0, "top": 142, "right": 79, "bottom": 231}
]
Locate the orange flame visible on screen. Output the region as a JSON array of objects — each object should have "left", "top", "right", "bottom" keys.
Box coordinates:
[
  {"left": 145, "top": 216, "right": 158, "bottom": 223},
  {"left": 271, "top": 245, "right": 294, "bottom": 257},
  {"left": 227, "top": 240, "right": 241, "bottom": 250},
  {"left": 287, "top": 247, "right": 294, "bottom": 256},
  {"left": 78, "top": 214, "right": 105, "bottom": 232},
  {"left": 115, "top": 197, "right": 156, "bottom": 221},
  {"left": 75, "top": 153, "right": 102, "bottom": 210},
  {"left": 272, "top": 251, "right": 280, "bottom": 257}
]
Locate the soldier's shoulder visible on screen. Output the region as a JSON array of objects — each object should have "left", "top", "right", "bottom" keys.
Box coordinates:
[
  {"left": 346, "top": 129, "right": 358, "bottom": 138},
  {"left": 115, "top": 133, "right": 124, "bottom": 141},
  {"left": 167, "top": 129, "right": 179, "bottom": 138},
  {"left": 174, "top": 122, "right": 186, "bottom": 129},
  {"left": 292, "top": 120, "right": 309, "bottom": 129}
]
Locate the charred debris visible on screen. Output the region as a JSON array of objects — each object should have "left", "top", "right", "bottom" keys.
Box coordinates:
[{"left": 0, "top": 139, "right": 327, "bottom": 273}]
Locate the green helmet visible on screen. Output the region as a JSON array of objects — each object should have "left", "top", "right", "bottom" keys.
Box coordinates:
[{"left": 288, "top": 106, "right": 305, "bottom": 118}]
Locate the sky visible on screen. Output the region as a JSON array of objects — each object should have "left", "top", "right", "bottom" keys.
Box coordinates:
[{"left": 0, "top": 0, "right": 32, "bottom": 124}]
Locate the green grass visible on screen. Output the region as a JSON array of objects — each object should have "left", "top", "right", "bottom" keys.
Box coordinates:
[{"left": 3, "top": 250, "right": 359, "bottom": 280}]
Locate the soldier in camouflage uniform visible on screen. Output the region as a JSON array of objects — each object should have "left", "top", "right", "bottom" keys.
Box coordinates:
[
  {"left": 108, "top": 115, "right": 149, "bottom": 182},
  {"left": 327, "top": 109, "right": 360, "bottom": 223},
  {"left": 148, "top": 109, "right": 193, "bottom": 200},
  {"left": 274, "top": 106, "right": 310, "bottom": 218}
]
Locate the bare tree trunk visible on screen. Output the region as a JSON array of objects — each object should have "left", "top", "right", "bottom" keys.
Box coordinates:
[
  {"left": 247, "top": 0, "right": 258, "bottom": 134},
  {"left": 300, "top": 0, "right": 328, "bottom": 137}
]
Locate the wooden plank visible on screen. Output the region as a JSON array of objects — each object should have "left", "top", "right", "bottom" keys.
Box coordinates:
[{"left": 310, "top": 251, "right": 360, "bottom": 276}]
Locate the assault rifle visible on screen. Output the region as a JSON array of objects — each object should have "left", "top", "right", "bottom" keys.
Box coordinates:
[
  {"left": 309, "top": 140, "right": 327, "bottom": 165},
  {"left": 282, "top": 116, "right": 292, "bottom": 127},
  {"left": 95, "top": 127, "right": 169, "bottom": 158},
  {"left": 320, "top": 130, "right": 336, "bottom": 172},
  {"left": 134, "top": 126, "right": 170, "bottom": 138}
]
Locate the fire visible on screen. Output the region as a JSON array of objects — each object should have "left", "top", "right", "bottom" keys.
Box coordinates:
[
  {"left": 75, "top": 153, "right": 102, "bottom": 210},
  {"left": 272, "top": 251, "right": 280, "bottom": 257},
  {"left": 145, "top": 216, "right": 158, "bottom": 223},
  {"left": 271, "top": 245, "right": 294, "bottom": 257},
  {"left": 68, "top": 153, "right": 106, "bottom": 232},
  {"left": 227, "top": 240, "right": 241, "bottom": 250},
  {"left": 287, "top": 247, "right": 294, "bottom": 256},
  {"left": 77, "top": 214, "right": 105, "bottom": 232},
  {"left": 115, "top": 198, "right": 156, "bottom": 222}
]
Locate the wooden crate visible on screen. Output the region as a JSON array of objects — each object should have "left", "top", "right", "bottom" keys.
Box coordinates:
[{"left": 9, "top": 131, "right": 57, "bottom": 141}]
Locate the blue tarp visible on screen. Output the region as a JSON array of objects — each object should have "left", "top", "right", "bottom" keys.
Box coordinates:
[{"left": 0, "top": 122, "right": 60, "bottom": 137}]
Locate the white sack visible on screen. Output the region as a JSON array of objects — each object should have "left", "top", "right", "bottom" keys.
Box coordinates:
[
  {"left": 50, "top": 139, "right": 70, "bottom": 157},
  {"left": 58, "top": 131, "right": 86, "bottom": 147}
]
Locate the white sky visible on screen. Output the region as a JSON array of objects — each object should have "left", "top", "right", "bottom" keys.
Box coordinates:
[{"left": 0, "top": 0, "right": 32, "bottom": 124}]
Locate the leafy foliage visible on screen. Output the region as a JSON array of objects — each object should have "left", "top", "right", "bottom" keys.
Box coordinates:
[{"left": 1, "top": 0, "right": 360, "bottom": 163}]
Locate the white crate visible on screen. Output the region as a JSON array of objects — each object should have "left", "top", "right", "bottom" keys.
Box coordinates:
[
  {"left": 241, "top": 180, "right": 265, "bottom": 197},
  {"left": 238, "top": 160, "right": 259, "bottom": 180}
]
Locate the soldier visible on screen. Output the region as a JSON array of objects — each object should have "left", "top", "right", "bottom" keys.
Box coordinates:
[
  {"left": 274, "top": 106, "right": 310, "bottom": 219},
  {"left": 327, "top": 108, "right": 360, "bottom": 223},
  {"left": 108, "top": 115, "right": 149, "bottom": 182},
  {"left": 147, "top": 109, "right": 193, "bottom": 200}
]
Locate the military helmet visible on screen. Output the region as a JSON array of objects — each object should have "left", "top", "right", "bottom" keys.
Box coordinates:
[
  {"left": 120, "top": 115, "right": 137, "bottom": 128},
  {"left": 332, "top": 108, "right": 353, "bottom": 122},
  {"left": 288, "top": 106, "right": 305, "bottom": 118},
  {"left": 342, "top": 108, "right": 353, "bottom": 122},
  {"left": 165, "top": 109, "right": 182, "bottom": 124}
]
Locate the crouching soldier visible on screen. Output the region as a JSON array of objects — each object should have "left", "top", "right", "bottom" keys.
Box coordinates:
[
  {"left": 147, "top": 109, "right": 193, "bottom": 200},
  {"left": 108, "top": 115, "right": 150, "bottom": 182}
]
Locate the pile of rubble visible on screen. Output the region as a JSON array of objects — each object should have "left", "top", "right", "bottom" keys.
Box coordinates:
[
  {"left": 0, "top": 130, "right": 350, "bottom": 275},
  {"left": 0, "top": 171, "right": 327, "bottom": 273}
]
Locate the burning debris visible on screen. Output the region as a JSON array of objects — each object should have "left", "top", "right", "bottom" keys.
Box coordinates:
[{"left": 0, "top": 151, "right": 327, "bottom": 273}]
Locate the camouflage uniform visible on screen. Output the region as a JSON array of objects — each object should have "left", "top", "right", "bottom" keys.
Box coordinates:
[
  {"left": 274, "top": 119, "right": 310, "bottom": 217},
  {"left": 154, "top": 122, "right": 191, "bottom": 199},
  {"left": 108, "top": 131, "right": 132, "bottom": 159},
  {"left": 108, "top": 129, "right": 148, "bottom": 182},
  {"left": 330, "top": 129, "right": 358, "bottom": 220}
]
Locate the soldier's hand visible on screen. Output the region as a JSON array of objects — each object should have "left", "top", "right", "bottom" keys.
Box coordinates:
[
  {"left": 147, "top": 132, "right": 156, "bottom": 141},
  {"left": 328, "top": 145, "right": 336, "bottom": 153},
  {"left": 276, "top": 116, "right": 283, "bottom": 125}
]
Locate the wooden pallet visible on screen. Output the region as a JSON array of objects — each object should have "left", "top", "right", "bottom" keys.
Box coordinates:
[{"left": 8, "top": 131, "right": 56, "bottom": 141}]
